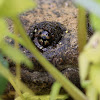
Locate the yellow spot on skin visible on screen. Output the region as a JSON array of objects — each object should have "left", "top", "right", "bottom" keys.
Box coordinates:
[
  {"left": 59, "top": 42, "right": 62, "bottom": 45},
  {"left": 40, "top": 46, "right": 43, "bottom": 49},
  {"left": 65, "top": 30, "right": 68, "bottom": 33},
  {"left": 34, "top": 29, "right": 37, "bottom": 32}
]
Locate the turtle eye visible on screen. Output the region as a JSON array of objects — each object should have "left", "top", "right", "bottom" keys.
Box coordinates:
[
  {"left": 38, "top": 30, "right": 51, "bottom": 47},
  {"left": 28, "top": 21, "right": 65, "bottom": 50}
]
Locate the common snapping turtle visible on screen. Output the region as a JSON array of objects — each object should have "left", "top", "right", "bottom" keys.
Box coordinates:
[{"left": 3, "top": 0, "right": 93, "bottom": 99}]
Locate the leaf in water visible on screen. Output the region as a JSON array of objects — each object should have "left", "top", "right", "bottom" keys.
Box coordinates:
[
  {"left": 0, "top": 41, "right": 33, "bottom": 69},
  {"left": 89, "top": 64, "right": 100, "bottom": 93},
  {"left": 0, "top": 18, "right": 11, "bottom": 42},
  {"left": 0, "top": 54, "right": 9, "bottom": 95},
  {"left": 0, "top": 0, "right": 36, "bottom": 17}
]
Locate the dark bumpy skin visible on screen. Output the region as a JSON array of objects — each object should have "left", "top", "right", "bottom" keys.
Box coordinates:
[
  {"left": 4, "top": 21, "right": 81, "bottom": 98},
  {"left": 3, "top": 67, "right": 81, "bottom": 100},
  {"left": 19, "top": 21, "right": 81, "bottom": 93},
  {"left": 20, "top": 21, "right": 78, "bottom": 71},
  {"left": 24, "top": 21, "right": 81, "bottom": 92},
  {"left": 21, "top": 67, "right": 81, "bottom": 94},
  {"left": 7, "top": 66, "right": 80, "bottom": 95},
  {"left": 4, "top": 20, "right": 92, "bottom": 99}
]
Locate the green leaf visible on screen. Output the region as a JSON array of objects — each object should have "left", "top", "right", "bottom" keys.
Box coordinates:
[
  {"left": 0, "top": 0, "right": 36, "bottom": 17},
  {"left": 84, "top": 32, "right": 100, "bottom": 63},
  {"left": 80, "top": 32, "right": 100, "bottom": 63},
  {"left": 0, "top": 41, "right": 33, "bottom": 69},
  {"left": 79, "top": 32, "right": 100, "bottom": 86},
  {"left": 50, "top": 82, "right": 61, "bottom": 100},
  {"left": 74, "top": 0, "right": 100, "bottom": 32},
  {"left": 0, "top": 54, "right": 8, "bottom": 95},
  {"left": 73, "top": 0, "right": 100, "bottom": 17},
  {"left": 90, "top": 0, "right": 100, "bottom": 31},
  {"left": 0, "top": 63, "right": 35, "bottom": 97},
  {"left": 86, "top": 85, "right": 98, "bottom": 100},
  {"left": 0, "top": 18, "right": 11, "bottom": 42},
  {"left": 90, "top": 14, "right": 100, "bottom": 31},
  {"left": 79, "top": 53, "right": 89, "bottom": 82},
  {"left": 89, "top": 64, "right": 100, "bottom": 93},
  {"left": 7, "top": 33, "right": 27, "bottom": 47},
  {"left": 15, "top": 92, "right": 67, "bottom": 100},
  {"left": 50, "top": 81, "right": 68, "bottom": 100},
  {"left": 0, "top": 0, "right": 4, "bottom": 7},
  {"left": 92, "top": 0, "right": 100, "bottom": 4},
  {"left": 77, "top": 6, "right": 87, "bottom": 52}
]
